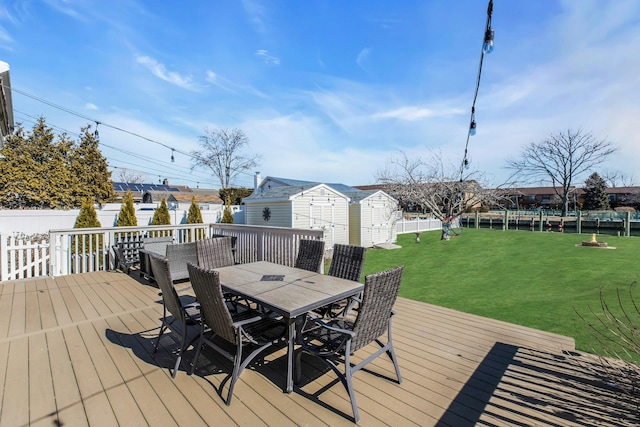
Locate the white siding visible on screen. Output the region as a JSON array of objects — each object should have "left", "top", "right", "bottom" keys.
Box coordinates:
[
  {"left": 291, "top": 186, "right": 349, "bottom": 247},
  {"left": 245, "top": 201, "right": 292, "bottom": 227},
  {"left": 349, "top": 204, "right": 362, "bottom": 246},
  {"left": 349, "top": 191, "right": 398, "bottom": 247}
]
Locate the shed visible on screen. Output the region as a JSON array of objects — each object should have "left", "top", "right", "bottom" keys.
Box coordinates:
[
  {"left": 243, "top": 179, "right": 350, "bottom": 247},
  {"left": 342, "top": 189, "right": 399, "bottom": 247},
  {"left": 244, "top": 175, "right": 398, "bottom": 247}
]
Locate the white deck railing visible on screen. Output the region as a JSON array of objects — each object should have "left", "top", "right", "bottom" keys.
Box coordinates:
[
  {"left": 0, "top": 235, "right": 50, "bottom": 281},
  {"left": 45, "top": 223, "right": 323, "bottom": 278},
  {"left": 0, "top": 224, "right": 325, "bottom": 281}
]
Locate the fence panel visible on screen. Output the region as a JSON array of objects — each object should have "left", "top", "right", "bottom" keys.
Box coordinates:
[{"left": 0, "top": 235, "right": 50, "bottom": 281}]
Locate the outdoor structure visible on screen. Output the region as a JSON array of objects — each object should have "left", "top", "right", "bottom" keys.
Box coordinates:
[
  {"left": 343, "top": 188, "right": 399, "bottom": 247},
  {"left": 0, "top": 60, "right": 14, "bottom": 147},
  {"left": 244, "top": 174, "right": 398, "bottom": 248}
]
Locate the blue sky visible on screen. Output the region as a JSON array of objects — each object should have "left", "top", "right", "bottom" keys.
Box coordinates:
[{"left": 1, "top": 0, "right": 639, "bottom": 189}]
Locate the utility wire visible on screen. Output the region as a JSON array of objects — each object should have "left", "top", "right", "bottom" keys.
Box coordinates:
[{"left": 6, "top": 83, "right": 260, "bottom": 182}]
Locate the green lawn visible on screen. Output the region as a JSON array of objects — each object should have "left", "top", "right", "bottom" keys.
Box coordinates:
[{"left": 361, "top": 228, "right": 640, "bottom": 358}]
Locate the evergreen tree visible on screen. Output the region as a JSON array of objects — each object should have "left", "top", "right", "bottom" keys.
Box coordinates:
[
  {"left": 74, "top": 199, "right": 102, "bottom": 228},
  {"left": 0, "top": 118, "right": 116, "bottom": 209},
  {"left": 583, "top": 172, "right": 611, "bottom": 211},
  {"left": 0, "top": 119, "right": 64, "bottom": 208},
  {"left": 71, "top": 125, "right": 117, "bottom": 206},
  {"left": 73, "top": 199, "right": 102, "bottom": 254},
  {"left": 187, "top": 196, "right": 205, "bottom": 239},
  {"left": 186, "top": 196, "right": 203, "bottom": 224},
  {"left": 151, "top": 198, "right": 172, "bottom": 225},
  {"left": 116, "top": 190, "right": 138, "bottom": 226},
  {"left": 221, "top": 195, "right": 234, "bottom": 224}
]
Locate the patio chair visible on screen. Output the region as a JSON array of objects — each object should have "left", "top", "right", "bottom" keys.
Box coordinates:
[
  {"left": 186, "top": 262, "right": 287, "bottom": 405},
  {"left": 295, "top": 265, "right": 404, "bottom": 423},
  {"left": 294, "top": 239, "right": 325, "bottom": 273},
  {"left": 321, "top": 243, "right": 367, "bottom": 317},
  {"left": 139, "top": 236, "right": 174, "bottom": 280},
  {"left": 328, "top": 243, "right": 367, "bottom": 282},
  {"left": 197, "top": 236, "right": 235, "bottom": 269},
  {"left": 148, "top": 252, "right": 201, "bottom": 378}
]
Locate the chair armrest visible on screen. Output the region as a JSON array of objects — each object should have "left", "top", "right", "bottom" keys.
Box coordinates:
[
  {"left": 305, "top": 316, "right": 356, "bottom": 338},
  {"left": 232, "top": 315, "right": 264, "bottom": 328}
]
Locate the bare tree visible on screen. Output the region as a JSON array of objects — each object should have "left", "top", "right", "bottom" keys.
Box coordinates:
[
  {"left": 191, "top": 128, "right": 261, "bottom": 189},
  {"left": 376, "top": 151, "right": 504, "bottom": 239},
  {"left": 115, "top": 168, "right": 145, "bottom": 184},
  {"left": 506, "top": 129, "right": 616, "bottom": 216},
  {"left": 602, "top": 169, "right": 636, "bottom": 188}
]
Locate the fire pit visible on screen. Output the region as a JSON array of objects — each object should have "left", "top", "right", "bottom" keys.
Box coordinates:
[{"left": 581, "top": 233, "right": 608, "bottom": 248}]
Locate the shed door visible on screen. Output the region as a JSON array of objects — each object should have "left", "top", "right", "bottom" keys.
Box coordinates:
[
  {"left": 309, "top": 202, "right": 335, "bottom": 246},
  {"left": 371, "top": 203, "right": 389, "bottom": 245}
]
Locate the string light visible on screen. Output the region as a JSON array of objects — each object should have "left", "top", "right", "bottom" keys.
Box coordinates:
[
  {"left": 459, "top": 0, "right": 494, "bottom": 180},
  {"left": 171, "top": 148, "right": 175, "bottom": 163}
]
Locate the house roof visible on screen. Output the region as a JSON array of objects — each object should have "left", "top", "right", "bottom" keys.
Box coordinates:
[
  {"left": 246, "top": 176, "right": 398, "bottom": 205},
  {"left": 144, "top": 190, "right": 223, "bottom": 204},
  {"left": 244, "top": 183, "right": 339, "bottom": 202}
]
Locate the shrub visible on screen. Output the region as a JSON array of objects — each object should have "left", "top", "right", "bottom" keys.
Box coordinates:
[
  {"left": 151, "top": 198, "right": 171, "bottom": 225},
  {"left": 116, "top": 190, "right": 137, "bottom": 226}
]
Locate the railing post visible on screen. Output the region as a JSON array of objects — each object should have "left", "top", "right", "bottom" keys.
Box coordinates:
[{"left": 625, "top": 211, "right": 631, "bottom": 237}]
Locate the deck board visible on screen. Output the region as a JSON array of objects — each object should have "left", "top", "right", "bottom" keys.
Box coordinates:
[{"left": 0, "top": 271, "right": 637, "bottom": 426}]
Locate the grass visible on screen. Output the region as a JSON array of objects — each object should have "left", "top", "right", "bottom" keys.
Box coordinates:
[{"left": 362, "top": 228, "right": 640, "bottom": 358}]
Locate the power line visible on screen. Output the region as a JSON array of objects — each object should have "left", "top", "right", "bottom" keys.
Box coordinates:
[
  {"left": 7, "top": 83, "right": 261, "bottom": 184},
  {"left": 13, "top": 109, "right": 214, "bottom": 184}
]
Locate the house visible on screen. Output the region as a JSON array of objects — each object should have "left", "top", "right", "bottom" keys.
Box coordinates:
[{"left": 244, "top": 174, "right": 398, "bottom": 247}]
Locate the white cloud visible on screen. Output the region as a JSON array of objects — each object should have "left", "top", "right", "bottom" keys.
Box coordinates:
[
  {"left": 356, "top": 48, "right": 372, "bottom": 71},
  {"left": 242, "top": 0, "right": 267, "bottom": 34},
  {"left": 255, "top": 49, "right": 280, "bottom": 65},
  {"left": 136, "top": 55, "right": 197, "bottom": 90},
  {"left": 85, "top": 103, "right": 98, "bottom": 110},
  {"left": 374, "top": 106, "right": 464, "bottom": 121}
]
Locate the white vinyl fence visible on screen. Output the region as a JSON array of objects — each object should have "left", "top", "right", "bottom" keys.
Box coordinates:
[
  {"left": 395, "top": 218, "right": 442, "bottom": 234},
  {"left": 0, "top": 234, "right": 50, "bottom": 281}
]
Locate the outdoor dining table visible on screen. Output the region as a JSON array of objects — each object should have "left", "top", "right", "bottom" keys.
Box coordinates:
[{"left": 214, "top": 261, "right": 365, "bottom": 393}]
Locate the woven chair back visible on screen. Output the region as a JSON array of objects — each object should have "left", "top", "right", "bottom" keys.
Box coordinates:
[
  {"left": 328, "top": 244, "right": 366, "bottom": 282},
  {"left": 351, "top": 265, "right": 403, "bottom": 352},
  {"left": 197, "top": 237, "right": 235, "bottom": 269},
  {"left": 148, "top": 252, "right": 185, "bottom": 324},
  {"left": 187, "top": 263, "right": 237, "bottom": 344},
  {"left": 294, "top": 239, "right": 325, "bottom": 272}
]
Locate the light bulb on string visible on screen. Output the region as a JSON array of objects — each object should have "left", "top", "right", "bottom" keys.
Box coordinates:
[
  {"left": 469, "top": 120, "right": 477, "bottom": 136},
  {"left": 171, "top": 149, "right": 175, "bottom": 163},
  {"left": 483, "top": 28, "right": 494, "bottom": 54},
  {"left": 94, "top": 121, "right": 100, "bottom": 140}
]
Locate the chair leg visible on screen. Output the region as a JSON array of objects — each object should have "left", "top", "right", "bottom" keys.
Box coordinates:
[
  {"left": 386, "top": 319, "right": 402, "bottom": 383},
  {"left": 154, "top": 323, "right": 167, "bottom": 353},
  {"left": 189, "top": 328, "right": 205, "bottom": 375},
  {"left": 225, "top": 341, "right": 244, "bottom": 405},
  {"left": 343, "top": 353, "right": 360, "bottom": 423}
]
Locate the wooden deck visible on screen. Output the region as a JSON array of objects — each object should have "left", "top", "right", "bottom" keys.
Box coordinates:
[{"left": 0, "top": 270, "right": 637, "bottom": 426}]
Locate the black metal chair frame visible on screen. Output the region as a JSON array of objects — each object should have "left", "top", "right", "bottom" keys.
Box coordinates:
[
  {"left": 148, "top": 252, "right": 200, "bottom": 378},
  {"left": 295, "top": 265, "right": 404, "bottom": 423},
  {"left": 187, "top": 262, "right": 287, "bottom": 405}
]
